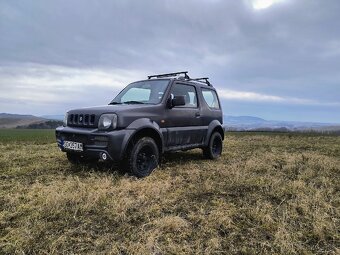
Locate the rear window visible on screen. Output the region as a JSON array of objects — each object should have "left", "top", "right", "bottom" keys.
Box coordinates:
[{"left": 201, "top": 88, "right": 220, "bottom": 109}]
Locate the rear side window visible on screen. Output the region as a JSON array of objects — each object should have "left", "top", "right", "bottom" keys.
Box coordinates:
[
  {"left": 170, "top": 84, "right": 198, "bottom": 108},
  {"left": 202, "top": 88, "right": 220, "bottom": 109}
]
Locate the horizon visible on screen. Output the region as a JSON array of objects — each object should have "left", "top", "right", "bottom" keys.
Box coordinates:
[
  {"left": 0, "top": 0, "right": 340, "bottom": 123},
  {"left": 1, "top": 112, "right": 340, "bottom": 125}
]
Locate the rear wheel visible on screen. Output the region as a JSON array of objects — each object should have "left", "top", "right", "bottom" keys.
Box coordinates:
[
  {"left": 203, "top": 132, "right": 223, "bottom": 159},
  {"left": 124, "top": 137, "right": 159, "bottom": 178}
]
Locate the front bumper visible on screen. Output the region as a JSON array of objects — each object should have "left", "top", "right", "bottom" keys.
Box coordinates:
[{"left": 55, "top": 126, "right": 134, "bottom": 161}]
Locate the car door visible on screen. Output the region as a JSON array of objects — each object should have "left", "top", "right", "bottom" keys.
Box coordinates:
[{"left": 163, "top": 82, "right": 204, "bottom": 148}]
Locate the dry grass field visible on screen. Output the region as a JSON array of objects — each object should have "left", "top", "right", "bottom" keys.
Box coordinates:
[{"left": 0, "top": 130, "right": 339, "bottom": 254}]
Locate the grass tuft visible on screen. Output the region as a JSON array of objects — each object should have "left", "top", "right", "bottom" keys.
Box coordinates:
[{"left": 0, "top": 130, "right": 339, "bottom": 254}]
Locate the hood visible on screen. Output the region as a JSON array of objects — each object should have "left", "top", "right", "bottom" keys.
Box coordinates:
[
  {"left": 68, "top": 104, "right": 153, "bottom": 115},
  {"left": 67, "top": 104, "right": 163, "bottom": 128}
]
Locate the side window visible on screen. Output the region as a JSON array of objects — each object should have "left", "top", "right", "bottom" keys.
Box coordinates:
[
  {"left": 202, "top": 88, "right": 220, "bottom": 109},
  {"left": 170, "top": 84, "right": 198, "bottom": 108}
]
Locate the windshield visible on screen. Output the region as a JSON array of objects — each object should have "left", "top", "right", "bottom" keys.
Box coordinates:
[{"left": 110, "top": 80, "right": 170, "bottom": 105}]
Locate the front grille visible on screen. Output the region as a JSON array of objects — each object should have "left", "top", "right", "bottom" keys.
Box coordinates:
[
  {"left": 68, "top": 114, "right": 96, "bottom": 127},
  {"left": 93, "top": 136, "right": 109, "bottom": 147},
  {"left": 56, "top": 132, "right": 108, "bottom": 147},
  {"left": 58, "top": 133, "right": 89, "bottom": 144}
]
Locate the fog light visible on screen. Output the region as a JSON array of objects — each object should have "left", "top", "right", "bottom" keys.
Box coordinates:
[{"left": 101, "top": 152, "right": 108, "bottom": 161}]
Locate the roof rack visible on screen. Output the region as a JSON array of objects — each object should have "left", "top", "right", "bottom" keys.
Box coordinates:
[
  {"left": 147, "top": 72, "right": 213, "bottom": 87},
  {"left": 148, "top": 71, "right": 190, "bottom": 80},
  {"left": 189, "top": 77, "right": 212, "bottom": 87}
]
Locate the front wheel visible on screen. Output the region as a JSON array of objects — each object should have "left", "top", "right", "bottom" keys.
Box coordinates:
[
  {"left": 125, "top": 137, "right": 159, "bottom": 178},
  {"left": 203, "top": 132, "right": 223, "bottom": 159}
]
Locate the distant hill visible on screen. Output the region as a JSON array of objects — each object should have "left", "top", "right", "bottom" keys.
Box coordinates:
[
  {"left": 41, "top": 115, "right": 65, "bottom": 121},
  {"left": 223, "top": 115, "right": 340, "bottom": 133},
  {"left": 0, "top": 113, "right": 46, "bottom": 128},
  {"left": 224, "top": 116, "right": 268, "bottom": 124},
  {"left": 0, "top": 113, "right": 62, "bottom": 129},
  {"left": 1, "top": 113, "right": 339, "bottom": 132},
  {"left": 16, "top": 120, "right": 63, "bottom": 129}
]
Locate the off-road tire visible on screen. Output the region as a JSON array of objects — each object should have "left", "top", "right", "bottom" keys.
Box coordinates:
[
  {"left": 203, "top": 132, "right": 223, "bottom": 159},
  {"left": 125, "top": 137, "right": 159, "bottom": 178}
]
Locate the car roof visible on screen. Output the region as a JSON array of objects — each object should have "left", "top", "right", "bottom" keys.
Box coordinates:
[
  {"left": 136, "top": 78, "right": 216, "bottom": 89},
  {"left": 145, "top": 72, "right": 214, "bottom": 87}
]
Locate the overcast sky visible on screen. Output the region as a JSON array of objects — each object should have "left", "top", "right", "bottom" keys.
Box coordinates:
[{"left": 0, "top": 0, "right": 339, "bottom": 122}]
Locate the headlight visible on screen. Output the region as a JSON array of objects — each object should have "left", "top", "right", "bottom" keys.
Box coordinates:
[
  {"left": 63, "top": 113, "right": 68, "bottom": 127},
  {"left": 98, "top": 114, "right": 117, "bottom": 130}
]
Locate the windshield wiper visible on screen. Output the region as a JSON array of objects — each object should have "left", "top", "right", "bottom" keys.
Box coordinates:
[
  {"left": 109, "top": 101, "right": 122, "bottom": 105},
  {"left": 123, "top": 101, "right": 145, "bottom": 104}
]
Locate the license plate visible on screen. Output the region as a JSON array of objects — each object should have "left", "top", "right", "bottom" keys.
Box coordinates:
[{"left": 63, "top": 141, "right": 83, "bottom": 151}]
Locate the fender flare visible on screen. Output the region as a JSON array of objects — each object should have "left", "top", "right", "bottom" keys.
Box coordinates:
[
  {"left": 120, "top": 118, "right": 164, "bottom": 158},
  {"left": 204, "top": 120, "right": 224, "bottom": 146}
]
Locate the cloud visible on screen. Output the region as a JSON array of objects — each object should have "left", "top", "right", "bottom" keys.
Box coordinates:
[
  {"left": 0, "top": 63, "right": 337, "bottom": 117},
  {"left": 217, "top": 88, "right": 340, "bottom": 107},
  {"left": 0, "top": 64, "right": 144, "bottom": 91},
  {"left": 0, "top": 0, "right": 339, "bottom": 122},
  {"left": 218, "top": 89, "right": 283, "bottom": 102},
  {"left": 249, "top": 0, "right": 285, "bottom": 10},
  {"left": 0, "top": 64, "right": 146, "bottom": 114}
]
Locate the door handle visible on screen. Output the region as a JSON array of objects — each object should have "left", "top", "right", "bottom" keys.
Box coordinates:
[{"left": 195, "top": 112, "right": 201, "bottom": 117}]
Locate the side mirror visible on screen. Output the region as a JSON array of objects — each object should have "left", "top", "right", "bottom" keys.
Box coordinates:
[{"left": 169, "top": 95, "right": 186, "bottom": 108}]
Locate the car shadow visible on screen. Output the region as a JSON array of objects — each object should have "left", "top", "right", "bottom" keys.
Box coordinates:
[
  {"left": 63, "top": 150, "right": 205, "bottom": 177},
  {"left": 161, "top": 150, "right": 204, "bottom": 165},
  {"left": 64, "top": 160, "right": 122, "bottom": 176}
]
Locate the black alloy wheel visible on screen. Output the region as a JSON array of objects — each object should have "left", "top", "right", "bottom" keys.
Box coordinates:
[
  {"left": 126, "top": 137, "right": 159, "bottom": 178},
  {"left": 203, "top": 132, "right": 223, "bottom": 159}
]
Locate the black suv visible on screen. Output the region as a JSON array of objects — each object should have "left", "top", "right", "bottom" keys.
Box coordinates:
[{"left": 56, "top": 71, "right": 224, "bottom": 177}]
